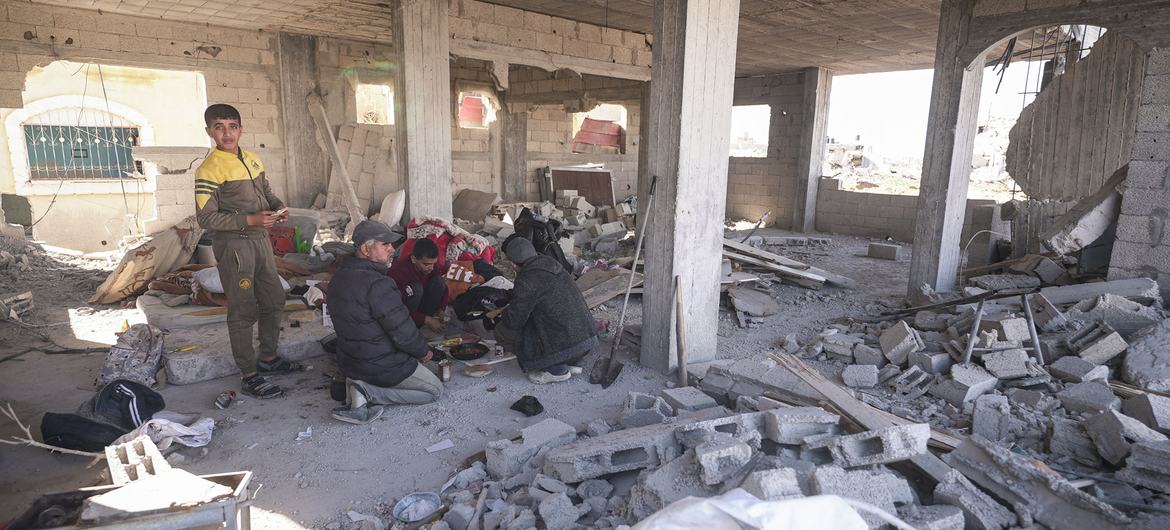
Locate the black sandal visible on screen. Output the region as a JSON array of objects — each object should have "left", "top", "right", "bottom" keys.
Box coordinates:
[
  {"left": 243, "top": 375, "right": 283, "bottom": 398},
  {"left": 257, "top": 356, "right": 306, "bottom": 374}
]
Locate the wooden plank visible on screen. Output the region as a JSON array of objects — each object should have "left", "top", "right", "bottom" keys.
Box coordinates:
[
  {"left": 722, "top": 239, "right": 853, "bottom": 288},
  {"left": 450, "top": 38, "right": 651, "bottom": 82},
  {"left": 723, "top": 250, "right": 824, "bottom": 289},
  {"left": 769, "top": 353, "right": 956, "bottom": 485},
  {"left": 580, "top": 272, "right": 643, "bottom": 309},
  {"left": 307, "top": 94, "right": 365, "bottom": 233}
]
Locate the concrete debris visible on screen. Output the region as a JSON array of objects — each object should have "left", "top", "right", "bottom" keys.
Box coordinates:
[
  {"left": 969, "top": 273, "right": 1041, "bottom": 291},
  {"left": 841, "top": 364, "right": 878, "bottom": 388},
  {"left": 897, "top": 504, "right": 965, "bottom": 530},
  {"left": 575, "top": 479, "right": 614, "bottom": 500},
  {"left": 892, "top": 365, "right": 933, "bottom": 399},
  {"left": 1118, "top": 441, "right": 1170, "bottom": 493},
  {"left": 930, "top": 364, "right": 998, "bottom": 407},
  {"left": 914, "top": 310, "right": 949, "bottom": 332},
  {"left": 811, "top": 466, "right": 914, "bottom": 527},
  {"left": 1123, "top": 394, "right": 1170, "bottom": 435},
  {"left": 1084, "top": 410, "right": 1168, "bottom": 465},
  {"left": 1028, "top": 293, "right": 1069, "bottom": 333},
  {"left": 909, "top": 351, "right": 953, "bottom": 375},
  {"left": 802, "top": 423, "right": 930, "bottom": 467},
  {"left": 660, "top": 387, "right": 717, "bottom": 414},
  {"left": 1121, "top": 319, "right": 1170, "bottom": 392},
  {"left": 1067, "top": 293, "right": 1164, "bottom": 337},
  {"left": 762, "top": 407, "right": 841, "bottom": 445},
  {"left": 1056, "top": 382, "right": 1121, "bottom": 415},
  {"left": 1039, "top": 277, "right": 1162, "bottom": 306},
  {"left": 934, "top": 469, "right": 1015, "bottom": 530},
  {"left": 852, "top": 343, "right": 887, "bottom": 367},
  {"left": 1048, "top": 416, "right": 1105, "bottom": 467},
  {"left": 972, "top": 395, "right": 1027, "bottom": 442},
  {"left": 822, "top": 333, "right": 863, "bottom": 362},
  {"left": 586, "top": 419, "right": 612, "bottom": 437},
  {"left": 880, "top": 320, "right": 925, "bottom": 365},
  {"left": 867, "top": 242, "right": 902, "bottom": 260},
  {"left": 740, "top": 468, "right": 802, "bottom": 501},
  {"left": 627, "top": 450, "right": 714, "bottom": 520},
  {"left": 981, "top": 349, "right": 1032, "bottom": 380},
  {"left": 621, "top": 392, "right": 674, "bottom": 428},
  {"left": 942, "top": 436, "right": 1129, "bottom": 530},
  {"left": 978, "top": 315, "right": 1032, "bottom": 343},
  {"left": 1049, "top": 355, "right": 1110, "bottom": 383},
  {"left": 537, "top": 492, "right": 579, "bottom": 529},
  {"left": 486, "top": 418, "right": 577, "bottom": 479},
  {"left": 1067, "top": 320, "right": 1128, "bottom": 365},
  {"left": 694, "top": 436, "right": 752, "bottom": 485}
]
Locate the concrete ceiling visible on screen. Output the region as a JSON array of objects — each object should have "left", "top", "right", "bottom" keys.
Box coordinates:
[
  {"left": 485, "top": 0, "right": 943, "bottom": 75},
  {"left": 34, "top": 0, "right": 942, "bottom": 76}
]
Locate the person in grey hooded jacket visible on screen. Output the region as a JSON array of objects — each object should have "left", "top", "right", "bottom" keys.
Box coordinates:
[{"left": 488, "top": 236, "right": 598, "bottom": 384}]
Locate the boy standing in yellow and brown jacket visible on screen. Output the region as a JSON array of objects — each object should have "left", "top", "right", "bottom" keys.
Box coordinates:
[{"left": 195, "top": 103, "right": 302, "bottom": 398}]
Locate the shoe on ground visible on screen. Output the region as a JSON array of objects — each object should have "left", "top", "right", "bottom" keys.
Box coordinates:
[
  {"left": 242, "top": 375, "right": 283, "bottom": 399},
  {"left": 528, "top": 370, "right": 572, "bottom": 384},
  {"left": 331, "top": 404, "right": 385, "bottom": 425},
  {"left": 257, "top": 356, "right": 306, "bottom": 374}
]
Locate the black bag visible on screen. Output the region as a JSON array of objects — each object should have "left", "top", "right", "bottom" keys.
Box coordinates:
[
  {"left": 40, "top": 412, "right": 127, "bottom": 452},
  {"left": 511, "top": 208, "right": 573, "bottom": 273},
  {"left": 451, "top": 286, "right": 512, "bottom": 322},
  {"left": 77, "top": 379, "right": 165, "bottom": 432}
]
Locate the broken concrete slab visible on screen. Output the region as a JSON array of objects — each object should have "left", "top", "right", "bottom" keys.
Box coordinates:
[
  {"left": 1049, "top": 356, "right": 1110, "bottom": 383},
  {"left": 1028, "top": 293, "right": 1069, "bottom": 333},
  {"left": 1057, "top": 382, "right": 1121, "bottom": 415},
  {"left": 930, "top": 364, "right": 998, "bottom": 407},
  {"left": 914, "top": 310, "right": 949, "bottom": 332},
  {"left": 452, "top": 189, "right": 499, "bottom": 221},
  {"left": 727, "top": 287, "right": 780, "bottom": 318},
  {"left": 1122, "top": 319, "right": 1170, "bottom": 392},
  {"left": 1040, "top": 277, "right": 1162, "bottom": 306},
  {"left": 699, "top": 359, "right": 819, "bottom": 406},
  {"left": 694, "top": 436, "right": 752, "bottom": 485},
  {"left": 626, "top": 450, "right": 715, "bottom": 520},
  {"left": 1048, "top": 416, "right": 1106, "bottom": 467},
  {"left": 1067, "top": 293, "right": 1164, "bottom": 337},
  {"left": 811, "top": 466, "right": 914, "bottom": 527},
  {"left": 487, "top": 419, "right": 577, "bottom": 479},
  {"left": 880, "top": 320, "right": 925, "bottom": 365},
  {"left": 660, "top": 387, "right": 718, "bottom": 414},
  {"left": 972, "top": 394, "right": 1027, "bottom": 442},
  {"left": 1117, "top": 441, "right": 1170, "bottom": 494},
  {"left": 803, "top": 423, "right": 930, "bottom": 468},
  {"left": 852, "top": 344, "right": 887, "bottom": 367},
  {"left": 1123, "top": 394, "right": 1170, "bottom": 435},
  {"left": 981, "top": 349, "right": 1031, "bottom": 380},
  {"left": 537, "top": 492, "right": 579, "bottom": 529},
  {"left": 867, "top": 242, "right": 902, "bottom": 260},
  {"left": 822, "top": 333, "right": 862, "bottom": 362},
  {"left": 898, "top": 504, "right": 965, "bottom": 530},
  {"left": 740, "top": 468, "right": 802, "bottom": 501},
  {"left": 978, "top": 316, "right": 1032, "bottom": 343},
  {"left": 1041, "top": 165, "right": 1127, "bottom": 255},
  {"left": 842, "top": 364, "right": 878, "bottom": 388},
  {"left": 621, "top": 392, "right": 674, "bottom": 428},
  {"left": 762, "top": 407, "right": 841, "bottom": 445},
  {"left": 1068, "top": 320, "right": 1128, "bottom": 365},
  {"left": 969, "top": 273, "right": 1040, "bottom": 291},
  {"left": 942, "top": 436, "right": 1130, "bottom": 530},
  {"left": 1084, "top": 409, "right": 1168, "bottom": 465}
]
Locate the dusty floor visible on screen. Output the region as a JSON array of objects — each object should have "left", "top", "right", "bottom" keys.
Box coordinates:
[{"left": 0, "top": 228, "right": 910, "bottom": 527}]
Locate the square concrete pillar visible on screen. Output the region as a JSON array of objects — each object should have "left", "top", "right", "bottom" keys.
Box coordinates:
[
  {"left": 909, "top": 0, "right": 984, "bottom": 294},
  {"left": 793, "top": 67, "right": 832, "bottom": 232},
  {"left": 640, "top": 0, "right": 741, "bottom": 373},
  {"left": 393, "top": 0, "right": 454, "bottom": 220}
]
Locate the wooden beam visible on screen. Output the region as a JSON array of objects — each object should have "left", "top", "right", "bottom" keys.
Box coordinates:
[
  {"left": 723, "top": 250, "right": 825, "bottom": 289},
  {"left": 307, "top": 93, "right": 365, "bottom": 234},
  {"left": 722, "top": 239, "right": 855, "bottom": 288},
  {"left": 450, "top": 38, "right": 651, "bottom": 82},
  {"left": 792, "top": 67, "right": 832, "bottom": 232}
]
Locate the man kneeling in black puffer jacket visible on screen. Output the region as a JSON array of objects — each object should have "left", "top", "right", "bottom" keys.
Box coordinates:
[{"left": 326, "top": 220, "right": 443, "bottom": 424}]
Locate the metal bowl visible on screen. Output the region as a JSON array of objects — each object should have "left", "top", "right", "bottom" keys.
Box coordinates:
[
  {"left": 450, "top": 342, "right": 489, "bottom": 361},
  {"left": 392, "top": 492, "right": 441, "bottom": 523}
]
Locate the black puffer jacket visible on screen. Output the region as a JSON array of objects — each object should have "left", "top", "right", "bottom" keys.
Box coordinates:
[
  {"left": 495, "top": 254, "right": 598, "bottom": 372},
  {"left": 327, "top": 257, "right": 429, "bottom": 388}
]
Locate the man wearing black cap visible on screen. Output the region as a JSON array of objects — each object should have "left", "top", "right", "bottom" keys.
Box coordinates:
[
  {"left": 486, "top": 235, "right": 598, "bottom": 384},
  {"left": 326, "top": 220, "right": 442, "bottom": 424}
]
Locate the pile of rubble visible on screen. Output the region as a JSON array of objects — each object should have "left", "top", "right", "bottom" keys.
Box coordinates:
[{"left": 469, "top": 189, "right": 635, "bottom": 261}]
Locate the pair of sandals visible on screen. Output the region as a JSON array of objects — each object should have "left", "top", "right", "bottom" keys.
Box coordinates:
[{"left": 242, "top": 356, "right": 305, "bottom": 398}]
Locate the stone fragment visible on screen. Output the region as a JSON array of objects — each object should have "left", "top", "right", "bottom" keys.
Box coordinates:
[
  {"left": 486, "top": 419, "right": 577, "bottom": 479},
  {"left": 911, "top": 351, "right": 953, "bottom": 374},
  {"left": 503, "top": 509, "right": 536, "bottom": 530},
  {"left": 444, "top": 502, "right": 475, "bottom": 530},
  {"left": 622, "top": 392, "right": 674, "bottom": 428},
  {"left": 1084, "top": 410, "right": 1168, "bottom": 465},
  {"left": 1049, "top": 355, "right": 1110, "bottom": 383},
  {"left": 880, "top": 321, "right": 924, "bottom": 365},
  {"left": 981, "top": 349, "right": 1031, "bottom": 380},
  {"left": 694, "top": 436, "right": 752, "bottom": 485},
  {"left": 842, "top": 364, "right": 878, "bottom": 388},
  {"left": 802, "top": 424, "right": 930, "bottom": 467},
  {"left": 576, "top": 479, "right": 613, "bottom": 500},
  {"left": 978, "top": 316, "right": 1032, "bottom": 343},
  {"left": 1068, "top": 321, "right": 1127, "bottom": 365},
  {"left": 930, "top": 364, "right": 998, "bottom": 407},
  {"left": 1056, "top": 382, "right": 1121, "bottom": 415},
  {"left": 823, "top": 333, "right": 863, "bottom": 362},
  {"left": 1123, "top": 394, "right": 1170, "bottom": 435},
  {"left": 537, "top": 492, "right": 578, "bottom": 529},
  {"left": 1047, "top": 417, "right": 1104, "bottom": 467},
  {"left": 1004, "top": 388, "right": 1046, "bottom": 409},
  {"left": 1121, "top": 319, "right": 1170, "bottom": 392},
  {"left": 762, "top": 407, "right": 840, "bottom": 445},
  {"left": 933, "top": 470, "right": 1015, "bottom": 530},
  {"left": 852, "top": 343, "right": 887, "bottom": 367},
  {"left": 586, "top": 419, "right": 611, "bottom": 437},
  {"left": 660, "top": 387, "right": 717, "bottom": 414},
  {"left": 741, "top": 468, "right": 802, "bottom": 501}
]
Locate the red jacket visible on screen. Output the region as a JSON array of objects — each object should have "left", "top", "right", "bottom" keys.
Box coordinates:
[{"left": 387, "top": 260, "right": 448, "bottom": 326}]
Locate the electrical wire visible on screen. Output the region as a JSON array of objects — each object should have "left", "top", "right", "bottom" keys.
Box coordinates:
[{"left": 29, "top": 64, "right": 91, "bottom": 228}]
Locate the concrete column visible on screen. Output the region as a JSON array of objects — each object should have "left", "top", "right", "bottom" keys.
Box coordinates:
[
  {"left": 792, "top": 67, "right": 832, "bottom": 232},
  {"left": 276, "top": 32, "right": 325, "bottom": 208},
  {"left": 640, "top": 0, "right": 741, "bottom": 373},
  {"left": 392, "top": 0, "right": 453, "bottom": 220},
  {"left": 501, "top": 110, "right": 528, "bottom": 201},
  {"left": 908, "top": 0, "right": 984, "bottom": 294}
]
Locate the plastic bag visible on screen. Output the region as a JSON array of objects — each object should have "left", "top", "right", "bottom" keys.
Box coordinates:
[
  {"left": 193, "top": 266, "right": 290, "bottom": 294},
  {"left": 633, "top": 491, "right": 869, "bottom": 530}
]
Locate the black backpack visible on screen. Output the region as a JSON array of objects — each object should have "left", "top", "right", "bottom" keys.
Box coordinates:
[
  {"left": 40, "top": 380, "right": 165, "bottom": 452},
  {"left": 509, "top": 209, "right": 572, "bottom": 273}
]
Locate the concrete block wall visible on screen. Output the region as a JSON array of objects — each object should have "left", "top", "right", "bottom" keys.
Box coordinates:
[
  {"left": 146, "top": 170, "right": 201, "bottom": 234},
  {"left": 726, "top": 72, "right": 805, "bottom": 228},
  {"left": 1110, "top": 48, "right": 1170, "bottom": 288},
  {"left": 521, "top": 100, "right": 640, "bottom": 202},
  {"left": 816, "top": 178, "right": 998, "bottom": 244},
  {"left": 449, "top": 0, "right": 652, "bottom": 68},
  {"left": 451, "top": 58, "right": 496, "bottom": 195}
]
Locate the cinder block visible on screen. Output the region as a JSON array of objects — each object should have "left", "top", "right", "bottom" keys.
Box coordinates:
[
  {"left": 1068, "top": 321, "right": 1127, "bottom": 365},
  {"left": 1057, "top": 382, "right": 1121, "bottom": 415},
  {"left": 621, "top": 392, "right": 674, "bottom": 428},
  {"left": 910, "top": 351, "right": 953, "bottom": 374},
  {"left": 981, "top": 349, "right": 1031, "bottom": 380},
  {"left": 842, "top": 364, "right": 878, "bottom": 388},
  {"left": 812, "top": 466, "right": 914, "bottom": 525},
  {"left": 853, "top": 344, "right": 887, "bottom": 367},
  {"left": 660, "top": 387, "right": 718, "bottom": 414},
  {"left": 892, "top": 365, "right": 932, "bottom": 399},
  {"left": 880, "top": 321, "right": 924, "bottom": 365},
  {"left": 822, "top": 333, "right": 862, "bottom": 362},
  {"left": 972, "top": 394, "right": 1026, "bottom": 442},
  {"left": 1049, "top": 356, "right": 1109, "bottom": 383},
  {"left": 933, "top": 470, "right": 1015, "bottom": 530},
  {"left": 867, "top": 242, "right": 902, "bottom": 260},
  {"left": 1085, "top": 410, "right": 1168, "bottom": 465},
  {"left": 930, "top": 364, "right": 998, "bottom": 406},
  {"left": 763, "top": 407, "right": 841, "bottom": 445},
  {"left": 978, "top": 315, "right": 1032, "bottom": 342},
  {"left": 1117, "top": 441, "right": 1170, "bottom": 493},
  {"left": 1123, "top": 394, "right": 1170, "bottom": 434},
  {"left": 694, "top": 436, "right": 752, "bottom": 485},
  {"left": 741, "top": 468, "right": 802, "bottom": 501},
  {"left": 486, "top": 418, "right": 577, "bottom": 479},
  {"left": 803, "top": 424, "right": 930, "bottom": 468}
]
